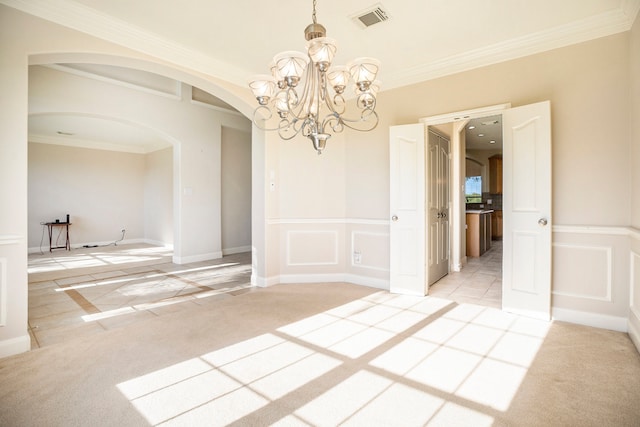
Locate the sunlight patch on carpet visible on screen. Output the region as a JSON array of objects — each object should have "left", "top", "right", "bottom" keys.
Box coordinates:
[{"left": 116, "top": 291, "right": 550, "bottom": 425}]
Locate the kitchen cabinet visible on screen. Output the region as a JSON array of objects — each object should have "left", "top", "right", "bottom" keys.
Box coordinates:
[
  {"left": 466, "top": 211, "right": 492, "bottom": 257},
  {"left": 489, "top": 155, "right": 503, "bottom": 194},
  {"left": 491, "top": 209, "right": 503, "bottom": 239}
]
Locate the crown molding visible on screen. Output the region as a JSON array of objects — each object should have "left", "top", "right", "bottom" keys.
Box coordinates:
[
  {"left": 2, "top": 0, "right": 638, "bottom": 92},
  {"left": 385, "top": 4, "right": 639, "bottom": 90},
  {"left": 0, "top": 0, "right": 248, "bottom": 87},
  {"left": 28, "top": 133, "right": 167, "bottom": 154}
]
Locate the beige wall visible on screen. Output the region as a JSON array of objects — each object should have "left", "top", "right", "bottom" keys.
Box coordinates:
[
  {"left": 347, "top": 32, "right": 631, "bottom": 226},
  {"left": 628, "top": 11, "right": 640, "bottom": 351},
  {"left": 340, "top": 25, "right": 638, "bottom": 329}
]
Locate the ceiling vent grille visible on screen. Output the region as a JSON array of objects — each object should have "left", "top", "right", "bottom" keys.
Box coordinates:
[{"left": 352, "top": 4, "right": 390, "bottom": 28}]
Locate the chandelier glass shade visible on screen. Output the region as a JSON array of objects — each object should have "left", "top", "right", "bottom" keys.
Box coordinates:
[{"left": 248, "top": 1, "right": 381, "bottom": 154}]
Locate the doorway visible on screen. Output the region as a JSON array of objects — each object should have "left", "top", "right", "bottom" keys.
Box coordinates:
[
  {"left": 428, "top": 116, "right": 504, "bottom": 309},
  {"left": 391, "top": 101, "right": 552, "bottom": 319}
]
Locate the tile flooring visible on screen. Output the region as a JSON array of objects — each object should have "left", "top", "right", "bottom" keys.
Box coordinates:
[
  {"left": 28, "top": 241, "right": 502, "bottom": 349},
  {"left": 429, "top": 240, "right": 503, "bottom": 308}
]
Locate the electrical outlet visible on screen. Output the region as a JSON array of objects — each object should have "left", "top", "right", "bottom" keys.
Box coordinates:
[{"left": 353, "top": 251, "right": 362, "bottom": 264}]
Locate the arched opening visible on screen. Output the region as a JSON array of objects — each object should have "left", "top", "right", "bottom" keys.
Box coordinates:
[{"left": 26, "top": 54, "right": 265, "bottom": 348}]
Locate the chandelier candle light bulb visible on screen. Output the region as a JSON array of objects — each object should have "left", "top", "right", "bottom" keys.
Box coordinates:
[{"left": 248, "top": 0, "right": 381, "bottom": 154}]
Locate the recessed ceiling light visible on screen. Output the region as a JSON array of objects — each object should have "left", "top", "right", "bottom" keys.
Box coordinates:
[
  {"left": 468, "top": 125, "right": 476, "bottom": 130},
  {"left": 489, "top": 140, "right": 496, "bottom": 144},
  {"left": 56, "top": 131, "right": 75, "bottom": 136},
  {"left": 478, "top": 133, "right": 485, "bottom": 137}
]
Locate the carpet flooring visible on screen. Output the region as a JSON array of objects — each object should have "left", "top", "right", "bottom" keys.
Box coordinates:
[{"left": 1, "top": 280, "right": 640, "bottom": 426}]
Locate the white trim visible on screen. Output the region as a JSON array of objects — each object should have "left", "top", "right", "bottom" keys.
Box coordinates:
[
  {"left": 267, "top": 218, "right": 388, "bottom": 226},
  {"left": 0, "top": 258, "right": 6, "bottom": 326},
  {"left": 553, "top": 224, "right": 637, "bottom": 236},
  {"left": 0, "top": 0, "right": 248, "bottom": 87},
  {"left": 0, "top": 235, "right": 21, "bottom": 245},
  {"left": 344, "top": 274, "right": 389, "bottom": 290},
  {"left": 286, "top": 230, "right": 339, "bottom": 267},
  {"left": 190, "top": 99, "right": 243, "bottom": 117},
  {"left": 222, "top": 245, "right": 251, "bottom": 256},
  {"left": 44, "top": 64, "right": 182, "bottom": 101},
  {"left": 173, "top": 251, "right": 223, "bottom": 264},
  {"left": 277, "top": 273, "right": 388, "bottom": 290},
  {"left": 0, "top": 334, "right": 31, "bottom": 359},
  {"left": 28, "top": 238, "right": 153, "bottom": 254},
  {"left": 551, "top": 243, "right": 613, "bottom": 302},
  {"left": 628, "top": 312, "right": 640, "bottom": 354},
  {"left": 420, "top": 104, "right": 511, "bottom": 125},
  {"left": 552, "top": 307, "right": 628, "bottom": 332},
  {"left": 388, "top": 8, "right": 635, "bottom": 90},
  {"left": 29, "top": 133, "right": 150, "bottom": 154}
]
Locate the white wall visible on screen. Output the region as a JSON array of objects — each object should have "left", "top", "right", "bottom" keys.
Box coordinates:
[
  {"left": 221, "top": 127, "right": 251, "bottom": 255},
  {"left": 144, "top": 147, "right": 173, "bottom": 246},
  {"left": 0, "top": 5, "right": 258, "bottom": 357},
  {"left": 28, "top": 143, "right": 146, "bottom": 249}
]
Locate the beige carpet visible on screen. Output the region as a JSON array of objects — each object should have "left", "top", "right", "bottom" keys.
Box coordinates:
[{"left": 1, "top": 282, "right": 639, "bottom": 426}]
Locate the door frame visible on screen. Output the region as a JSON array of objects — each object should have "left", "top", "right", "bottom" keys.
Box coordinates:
[{"left": 420, "top": 103, "right": 511, "bottom": 273}]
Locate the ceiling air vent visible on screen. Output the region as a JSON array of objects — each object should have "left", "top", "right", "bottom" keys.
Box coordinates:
[{"left": 352, "top": 4, "right": 390, "bottom": 28}]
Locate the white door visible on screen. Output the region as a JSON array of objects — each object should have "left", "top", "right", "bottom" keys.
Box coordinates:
[
  {"left": 502, "top": 101, "right": 552, "bottom": 320},
  {"left": 428, "top": 130, "right": 450, "bottom": 285},
  {"left": 389, "top": 124, "right": 426, "bottom": 296}
]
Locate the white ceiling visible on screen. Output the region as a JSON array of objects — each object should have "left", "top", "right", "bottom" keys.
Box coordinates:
[{"left": 7, "top": 0, "right": 639, "bottom": 152}]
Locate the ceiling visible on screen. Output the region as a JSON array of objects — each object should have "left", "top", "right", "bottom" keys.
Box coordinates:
[
  {"left": 465, "top": 115, "right": 502, "bottom": 151},
  {"left": 6, "top": 0, "right": 639, "bottom": 152}
]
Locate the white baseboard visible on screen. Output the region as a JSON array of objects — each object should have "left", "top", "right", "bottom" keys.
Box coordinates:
[
  {"left": 552, "top": 307, "right": 628, "bottom": 332},
  {"left": 173, "top": 251, "right": 223, "bottom": 264},
  {"left": 344, "top": 274, "right": 389, "bottom": 290},
  {"left": 28, "top": 238, "right": 153, "bottom": 254},
  {"left": 0, "top": 334, "right": 31, "bottom": 359},
  {"left": 254, "top": 273, "right": 390, "bottom": 291},
  {"left": 222, "top": 245, "right": 251, "bottom": 256},
  {"left": 628, "top": 310, "right": 640, "bottom": 354}
]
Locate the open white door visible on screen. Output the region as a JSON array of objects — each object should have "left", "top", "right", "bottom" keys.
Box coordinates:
[
  {"left": 502, "top": 101, "right": 552, "bottom": 320},
  {"left": 389, "top": 124, "right": 426, "bottom": 296}
]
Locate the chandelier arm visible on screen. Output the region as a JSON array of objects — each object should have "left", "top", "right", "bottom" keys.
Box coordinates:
[
  {"left": 252, "top": 106, "right": 294, "bottom": 132},
  {"left": 337, "top": 110, "right": 380, "bottom": 132}
]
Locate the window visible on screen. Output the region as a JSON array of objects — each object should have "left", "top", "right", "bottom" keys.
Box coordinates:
[{"left": 465, "top": 176, "right": 482, "bottom": 203}]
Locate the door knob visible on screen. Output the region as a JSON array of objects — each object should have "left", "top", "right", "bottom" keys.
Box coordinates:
[
  {"left": 538, "top": 218, "right": 548, "bottom": 226},
  {"left": 392, "top": 215, "right": 399, "bottom": 222}
]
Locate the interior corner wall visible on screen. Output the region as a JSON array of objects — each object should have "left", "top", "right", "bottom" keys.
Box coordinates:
[
  {"left": 0, "top": 5, "right": 30, "bottom": 357},
  {"left": 628, "top": 11, "right": 640, "bottom": 351},
  {"left": 221, "top": 127, "right": 251, "bottom": 255},
  {"left": 144, "top": 147, "right": 173, "bottom": 246}
]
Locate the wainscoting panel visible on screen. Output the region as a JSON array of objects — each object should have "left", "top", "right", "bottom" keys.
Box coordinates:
[
  {"left": 351, "top": 231, "right": 389, "bottom": 271},
  {"left": 630, "top": 248, "right": 640, "bottom": 351},
  {"left": 552, "top": 243, "right": 612, "bottom": 302},
  {"left": 551, "top": 226, "right": 631, "bottom": 332},
  {"left": 286, "top": 230, "right": 339, "bottom": 267},
  {"left": 0, "top": 258, "right": 5, "bottom": 327}
]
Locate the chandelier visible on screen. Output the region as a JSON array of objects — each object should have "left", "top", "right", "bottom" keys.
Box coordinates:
[{"left": 248, "top": 0, "right": 381, "bottom": 155}]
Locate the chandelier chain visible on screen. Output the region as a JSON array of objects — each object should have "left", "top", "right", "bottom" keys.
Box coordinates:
[{"left": 312, "top": 0, "right": 317, "bottom": 24}]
